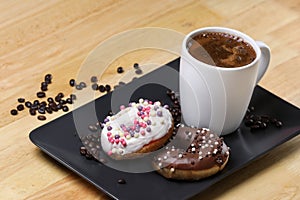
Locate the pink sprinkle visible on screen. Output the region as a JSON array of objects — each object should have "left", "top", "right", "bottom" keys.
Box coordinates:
[
  {"left": 149, "top": 101, "right": 153, "bottom": 104},
  {"left": 141, "top": 114, "right": 145, "bottom": 119},
  {"left": 115, "top": 139, "right": 119, "bottom": 144},
  {"left": 108, "top": 151, "right": 112, "bottom": 155},
  {"left": 140, "top": 130, "right": 145, "bottom": 136},
  {"left": 124, "top": 132, "right": 129, "bottom": 137},
  {"left": 139, "top": 122, "right": 144, "bottom": 126},
  {"left": 110, "top": 139, "right": 115, "bottom": 144},
  {"left": 120, "top": 138, "right": 125, "bottom": 142},
  {"left": 142, "top": 123, "right": 147, "bottom": 128},
  {"left": 122, "top": 126, "right": 127, "bottom": 131},
  {"left": 107, "top": 132, "right": 112, "bottom": 137},
  {"left": 120, "top": 105, "right": 126, "bottom": 110},
  {"left": 134, "top": 119, "right": 138, "bottom": 124}
]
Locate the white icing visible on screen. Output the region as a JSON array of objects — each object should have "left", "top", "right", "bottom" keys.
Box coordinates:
[{"left": 101, "top": 100, "right": 172, "bottom": 156}]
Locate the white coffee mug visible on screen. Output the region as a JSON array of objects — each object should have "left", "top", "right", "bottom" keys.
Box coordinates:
[{"left": 179, "top": 27, "right": 271, "bottom": 135}]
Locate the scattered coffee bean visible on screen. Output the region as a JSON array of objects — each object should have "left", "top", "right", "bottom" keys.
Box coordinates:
[
  {"left": 40, "top": 101, "right": 47, "bottom": 107},
  {"left": 135, "top": 69, "right": 143, "bottom": 75},
  {"left": 117, "top": 179, "right": 126, "bottom": 184},
  {"left": 45, "top": 107, "right": 52, "bottom": 114},
  {"left": 133, "top": 63, "right": 139, "bottom": 69},
  {"left": 44, "top": 74, "right": 52, "bottom": 82},
  {"left": 37, "top": 91, "right": 46, "bottom": 98},
  {"left": 29, "top": 108, "right": 36, "bottom": 116},
  {"left": 119, "top": 81, "right": 126, "bottom": 86},
  {"left": 10, "top": 109, "right": 18, "bottom": 115},
  {"left": 98, "top": 85, "right": 106, "bottom": 93},
  {"left": 56, "top": 104, "right": 62, "bottom": 110},
  {"left": 117, "top": 66, "right": 124, "bottom": 73},
  {"left": 70, "top": 94, "right": 77, "bottom": 100},
  {"left": 31, "top": 104, "right": 38, "bottom": 110},
  {"left": 16, "top": 104, "right": 24, "bottom": 111},
  {"left": 69, "top": 79, "right": 76, "bottom": 87},
  {"left": 59, "top": 99, "right": 66, "bottom": 105},
  {"left": 91, "top": 83, "right": 98, "bottom": 90},
  {"left": 37, "top": 115, "right": 46, "bottom": 121},
  {"left": 55, "top": 95, "right": 61, "bottom": 102},
  {"left": 66, "top": 98, "right": 73, "bottom": 104},
  {"left": 40, "top": 85, "right": 48, "bottom": 91},
  {"left": 38, "top": 107, "right": 45, "bottom": 114},
  {"left": 47, "top": 97, "right": 54, "bottom": 103},
  {"left": 88, "top": 125, "right": 98, "bottom": 132},
  {"left": 17, "top": 98, "right": 25, "bottom": 103},
  {"left": 90, "top": 76, "right": 98, "bottom": 83},
  {"left": 105, "top": 84, "right": 111, "bottom": 92},
  {"left": 275, "top": 121, "right": 283, "bottom": 128},
  {"left": 33, "top": 100, "right": 40, "bottom": 105},
  {"left": 75, "top": 84, "right": 82, "bottom": 90},
  {"left": 79, "top": 82, "right": 87, "bottom": 88},
  {"left": 62, "top": 105, "right": 69, "bottom": 112},
  {"left": 80, "top": 146, "right": 87, "bottom": 155}
]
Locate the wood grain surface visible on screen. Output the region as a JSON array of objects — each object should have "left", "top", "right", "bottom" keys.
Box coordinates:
[{"left": 0, "top": 0, "right": 299, "bottom": 199}]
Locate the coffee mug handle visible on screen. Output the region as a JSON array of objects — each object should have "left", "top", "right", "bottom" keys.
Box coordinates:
[{"left": 255, "top": 41, "right": 271, "bottom": 83}]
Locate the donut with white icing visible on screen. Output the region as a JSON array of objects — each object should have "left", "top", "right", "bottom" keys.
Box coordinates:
[
  {"left": 101, "top": 99, "right": 174, "bottom": 159},
  {"left": 153, "top": 125, "right": 230, "bottom": 180}
]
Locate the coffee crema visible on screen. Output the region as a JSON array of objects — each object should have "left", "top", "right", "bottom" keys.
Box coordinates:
[{"left": 188, "top": 32, "right": 256, "bottom": 68}]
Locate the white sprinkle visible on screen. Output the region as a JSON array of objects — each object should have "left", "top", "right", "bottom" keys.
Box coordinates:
[
  {"left": 139, "top": 98, "right": 144, "bottom": 103},
  {"left": 180, "top": 124, "right": 185, "bottom": 128},
  {"left": 199, "top": 151, "right": 202, "bottom": 155},
  {"left": 167, "top": 151, "right": 170, "bottom": 154},
  {"left": 191, "top": 147, "right": 196, "bottom": 152},
  {"left": 158, "top": 157, "right": 162, "bottom": 161},
  {"left": 170, "top": 168, "right": 175, "bottom": 172},
  {"left": 207, "top": 152, "right": 211, "bottom": 155},
  {"left": 214, "top": 141, "right": 219, "bottom": 145},
  {"left": 208, "top": 140, "right": 212, "bottom": 144},
  {"left": 178, "top": 153, "right": 183, "bottom": 158},
  {"left": 205, "top": 144, "right": 209, "bottom": 147},
  {"left": 158, "top": 162, "right": 162, "bottom": 167},
  {"left": 196, "top": 130, "right": 201, "bottom": 134},
  {"left": 210, "top": 145, "right": 214, "bottom": 148},
  {"left": 163, "top": 156, "right": 168, "bottom": 160},
  {"left": 209, "top": 133, "right": 214, "bottom": 138},
  {"left": 213, "top": 149, "right": 218, "bottom": 154},
  {"left": 202, "top": 136, "right": 206, "bottom": 140},
  {"left": 191, "top": 143, "right": 195, "bottom": 147},
  {"left": 226, "top": 151, "right": 230, "bottom": 155},
  {"left": 199, "top": 156, "right": 203, "bottom": 160}
]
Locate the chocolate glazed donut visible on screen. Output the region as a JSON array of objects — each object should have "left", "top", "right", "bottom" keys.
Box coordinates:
[{"left": 153, "top": 125, "right": 230, "bottom": 180}]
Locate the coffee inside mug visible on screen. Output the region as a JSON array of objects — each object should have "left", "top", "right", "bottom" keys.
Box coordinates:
[{"left": 186, "top": 31, "right": 257, "bottom": 68}]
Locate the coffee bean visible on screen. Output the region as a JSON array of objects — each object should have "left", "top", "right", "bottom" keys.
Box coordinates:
[
  {"left": 37, "top": 115, "right": 46, "bottom": 121},
  {"left": 66, "top": 98, "right": 73, "bottom": 104},
  {"left": 260, "top": 122, "right": 267, "bottom": 129},
  {"left": 133, "top": 63, "right": 139, "bottom": 69},
  {"left": 62, "top": 105, "right": 69, "bottom": 112},
  {"left": 59, "top": 99, "right": 66, "bottom": 105},
  {"left": 117, "top": 179, "right": 126, "bottom": 184},
  {"left": 91, "top": 83, "right": 98, "bottom": 90},
  {"left": 40, "top": 101, "right": 47, "bottom": 107},
  {"left": 29, "top": 108, "right": 36, "bottom": 116},
  {"left": 80, "top": 146, "right": 87, "bottom": 155},
  {"left": 75, "top": 84, "right": 82, "bottom": 90},
  {"left": 31, "top": 104, "right": 38, "bottom": 110},
  {"left": 47, "top": 97, "right": 54, "bottom": 103},
  {"left": 38, "top": 107, "right": 45, "bottom": 114},
  {"left": 85, "top": 151, "right": 93, "bottom": 159},
  {"left": 16, "top": 104, "right": 24, "bottom": 111},
  {"left": 70, "top": 94, "right": 77, "bottom": 100},
  {"left": 40, "top": 85, "right": 48, "bottom": 91},
  {"left": 117, "top": 66, "right": 124, "bottom": 73},
  {"left": 44, "top": 74, "right": 52, "bottom": 82},
  {"left": 69, "top": 79, "right": 76, "bottom": 87},
  {"left": 55, "top": 95, "right": 61, "bottom": 102},
  {"left": 275, "top": 121, "right": 283, "bottom": 128},
  {"left": 245, "top": 119, "right": 254, "bottom": 127},
  {"left": 41, "top": 81, "right": 48, "bottom": 87},
  {"left": 10, "top": 109, "right": 18, "bottom": 115},
  {"left": 88, "top": 125, "right": 98, "bottom": 132},
  {"left": 135, "top": 69, "right": 143, "bottom": 75},
  {"left": 79, "top": 82, "right": 87, "bottom": 88},
  {"left": 98, "top": 85, "right": 106, "bottom": 92},
  {"left": 105, "top": 84, "right": 111, "bottom": 92},
  {"left": 90, "top": 76, "right": 98, "bottom": 83},
  {"left": 33, "top": 100, "right": 40, "bottom": 105},
  {"left": 45, "top": 107, "right": 52, "bottom": 114},
  {"left": 17, "top": 98, "right": 25, "bottom": 103},
  {"left": 37, "top": 91, "right": 46, "bottom": 98},
  {"left": 56, "top": 104, "right": 62, "bottom": 110}
]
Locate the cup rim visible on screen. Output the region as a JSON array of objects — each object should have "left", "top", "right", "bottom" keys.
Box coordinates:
[{"left": 182, "top": 26, "right": 261, "bottom": 71}]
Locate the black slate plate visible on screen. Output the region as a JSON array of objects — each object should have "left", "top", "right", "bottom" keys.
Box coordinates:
[{"left": 29, "top": 58, "right": 300, "bottom": 200}]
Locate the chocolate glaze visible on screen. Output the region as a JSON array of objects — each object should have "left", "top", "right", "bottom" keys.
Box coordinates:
[{"left": 154, "top": 126, "right": 230, "bottom": 170}]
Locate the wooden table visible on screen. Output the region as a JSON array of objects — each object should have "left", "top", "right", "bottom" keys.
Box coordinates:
[{"left": 1, "top": 1, "right": 299, "bottom": 199}]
